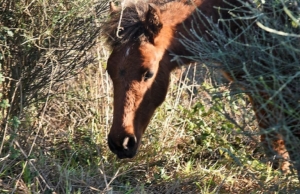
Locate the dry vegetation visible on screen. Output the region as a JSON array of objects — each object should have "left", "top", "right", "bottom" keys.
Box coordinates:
[{"left": 0, "top": 0, "right": 300, "bottom": 193}]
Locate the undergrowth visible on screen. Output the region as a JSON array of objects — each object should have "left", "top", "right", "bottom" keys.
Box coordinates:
[
  {"left": 1, "top": 0, "right": 299, "bottom": 193},
  {"left": 1, "top": 61, "right": 299, "bottom": 193}
]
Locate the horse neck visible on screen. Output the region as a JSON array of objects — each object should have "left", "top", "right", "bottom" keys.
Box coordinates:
[
  {"left": 157, "top": 1, "right": 202, "bottom": 70},
  {"left": 166, "top": 0, "right": 244, "bottom": 68}
]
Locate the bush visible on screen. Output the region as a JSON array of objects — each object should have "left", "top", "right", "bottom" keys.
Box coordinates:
[
  {"left": 0, "top": 0, "right": 108, "bottom": 192},
  {"left": 0, "top": 0, "right": 107, "bottom": 118},
  {"left": 0, "top": 0, "right": 299, "bottom": 193},
  {"left": 180, "top": 0, "right": 300, "bottom": 176}
]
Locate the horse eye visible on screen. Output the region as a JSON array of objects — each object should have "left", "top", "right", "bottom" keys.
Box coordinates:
[{"left": 144, "top": 71, "right": 154, "bottom": 81}]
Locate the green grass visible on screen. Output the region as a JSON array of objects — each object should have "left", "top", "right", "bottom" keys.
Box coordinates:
[
  {"left": 1, "top": 0, "right": 300, "bottom": 192},
  {"left": 1, "top": 54, "right": 299, "bottom": 193}
]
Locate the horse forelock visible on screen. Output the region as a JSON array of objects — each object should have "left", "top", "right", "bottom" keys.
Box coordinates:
[
  {"left": 103, "top": 0, "right": 191, "bottom": 49},
  {"left": 102, "top": 1, "right": 150, "bottom": 48}
]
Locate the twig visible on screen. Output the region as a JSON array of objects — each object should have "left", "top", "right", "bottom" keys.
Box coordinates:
[
  {"left": 0, "top": 78, "right": 21, "bottom": 156},
  {"left": 256, "top": 21, "right": 300, "bottom": 37},
  {"left": 116, "top": 0, "right": 127, "bottom": 38},
  {"left": 11, "top": 64, "right": 58, "bottom": 194},
  {"left": 13, "top": 140, "right": 53, "bottom": 191}
]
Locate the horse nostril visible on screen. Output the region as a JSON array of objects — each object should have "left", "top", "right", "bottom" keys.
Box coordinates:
[{"left": 122, "top": 135, "right": 137, "bottom": 150}]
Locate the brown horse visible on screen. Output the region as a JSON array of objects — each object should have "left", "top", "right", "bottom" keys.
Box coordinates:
[{"left": 103, "top": 0, "right": 300, "bottom": 180}]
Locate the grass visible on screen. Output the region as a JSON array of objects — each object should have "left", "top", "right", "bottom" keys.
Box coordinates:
[
  {"left": 1, "top": 0, "right": 300, "bottom": 193},
  {"left": 1, "top": 48, "right": 299, "bottom": 193}
]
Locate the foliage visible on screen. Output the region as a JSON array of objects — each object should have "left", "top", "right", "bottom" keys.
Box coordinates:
[
  {"left": 0, "top": 0, "right": 299, "bottom": 193},
  {"left": 180, "top": 0, "right": 300, "bottom": 175},
  {"left": 0, "top": 0, "right": 108, "bottom": 192},
  {"left": 0, "top": 0, "right": 107, "bottom": 116}
]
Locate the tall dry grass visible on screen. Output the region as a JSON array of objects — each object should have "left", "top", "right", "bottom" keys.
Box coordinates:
[
  {"left": 1, "top": 0, "right": 299, "bottom": 193},
  {"left": 2, "top": 57, "right": 300, "bottom": 193}
]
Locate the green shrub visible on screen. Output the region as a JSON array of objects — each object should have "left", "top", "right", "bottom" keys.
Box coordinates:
[{"left": 181, "top": 0, "right": 300, "bottom": 174}]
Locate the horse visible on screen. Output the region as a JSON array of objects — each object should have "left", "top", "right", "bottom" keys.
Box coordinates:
[{"left": 103, "top": 0, "right": 300, "bottom": 181}]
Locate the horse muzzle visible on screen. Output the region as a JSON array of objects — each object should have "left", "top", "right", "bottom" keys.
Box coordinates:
[{"left": 107, "top": 134, "right": 138, "bottom": 159}]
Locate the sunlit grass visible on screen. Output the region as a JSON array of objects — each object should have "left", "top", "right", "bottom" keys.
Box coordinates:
[
  {"left": 1, "top": 0, "right": 300, "bottom": 192},
  {"left": 1, "top": 56, "right": 300, "bottom": 193},
  {"left": 1, "top": 46, "right": 299, "bottom": 193}
]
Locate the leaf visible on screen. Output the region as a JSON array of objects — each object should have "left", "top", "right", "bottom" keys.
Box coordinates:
[
  {"left": 7, "top": 30, "right": 13, "bottom": 37},
  {"left": 0, "top": 74, "right": 4, "bottom": 82},
  {"left": 11, "top": 116, "right": 21, "bottom": 128},
  {"left": 0, "top": 99, "right": 10, "bottom": 108}
]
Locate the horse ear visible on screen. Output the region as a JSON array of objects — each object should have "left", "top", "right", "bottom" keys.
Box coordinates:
[
  {"left": 144, "top": 3, "right": 163, "bottom": 44},
  {"left": 109, "top": 2, "right": 119, "bottom": 13}
]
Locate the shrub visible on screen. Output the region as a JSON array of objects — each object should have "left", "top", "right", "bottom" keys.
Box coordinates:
[{"left": 180, "top": 0, "right": 300, "bottom": 174}]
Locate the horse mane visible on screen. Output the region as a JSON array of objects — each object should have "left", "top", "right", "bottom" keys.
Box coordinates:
[{"left": 102, "top": 0, "right": 191, "bottom": 48}]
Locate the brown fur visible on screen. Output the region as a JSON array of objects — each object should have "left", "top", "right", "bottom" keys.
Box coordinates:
[{"left": 103, "top": 0, "right": 300, "bottom": 181}]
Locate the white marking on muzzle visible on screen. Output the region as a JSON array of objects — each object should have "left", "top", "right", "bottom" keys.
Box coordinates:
[
  {"left": 123, "top": 137, "right": 129, "bottom": 150},
  {"left": 122, "top": 136, "right": 137, "bottom": 150}
]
